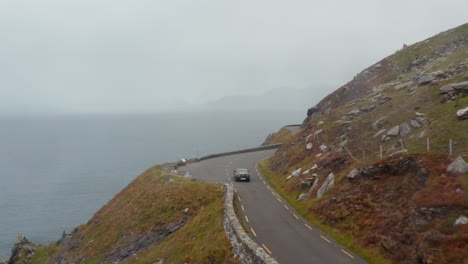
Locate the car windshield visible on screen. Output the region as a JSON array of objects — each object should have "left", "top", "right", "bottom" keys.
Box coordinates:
[{"left": 236, "top": 169, "right": 248, "bottom": 174}]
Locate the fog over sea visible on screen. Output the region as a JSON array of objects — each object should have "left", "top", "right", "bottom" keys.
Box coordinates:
[{"left": 0, "top": 110, "right": 303, "bottom": 258}]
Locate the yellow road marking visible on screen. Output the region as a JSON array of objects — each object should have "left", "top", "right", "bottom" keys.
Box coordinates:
[
  {"left": 251, "top": 228, "right": 257, "bottom": 237},
  {"left": 241, "top": 205, "right": 245, "bottom": 211},
  {"left": 234, "top": 188, "right": 238, "bottom": 193},
  {"left": 284, "top": 205, "right": 289, "bottom": 210},
  {"left": 293, "top": 214, "right": 299, "bottom": 220},
  {"left": 262, "top": 180, "right": 266, "bottom": 184},
  {"left": 277, "top": 197, "right": 282, "bottom": 203},
  {"left": 266, "top": 186, "right": 271, "bottom": 190},
  {"left": 262, "top": 244, "right": 272, "bottom": 255},
  {"left": 271, "top": 191, "right": 276, "bottom": 196},
  {"left": 238, "top": 196, "right": 241, "bottom": 202},
  {"left": 230, "top": 183, "right": 233, "bottom": 186},
  {"left": 305, "top": 224, "right": 313, "bottom": 230},
  {"left": 245, "top": 215, "right": 249, "bottom": 222},
  {"left": 341, "top": 249, "right": 355, "bottom": 259},
  {"left": 321, "top": 235, "right": 331, "bottom": 243}
]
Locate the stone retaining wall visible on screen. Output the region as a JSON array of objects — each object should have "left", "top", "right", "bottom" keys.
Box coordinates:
[
  {"left": 223, "top": 184, "right": 279, "bottom": 264},
  {"left": 199, "top": 144, "right": 282, "bottom": 161}
]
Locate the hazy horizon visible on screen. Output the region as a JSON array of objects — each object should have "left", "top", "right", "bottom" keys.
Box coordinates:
[{"left": 1, "top": 0, "right": 467, "bottom": 114}]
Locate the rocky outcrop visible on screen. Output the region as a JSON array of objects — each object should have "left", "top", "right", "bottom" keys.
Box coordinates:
[
  {"left": 103, "top": 218, "right": 188, "bottom": 263},
  {"left": 440, "top": 81, "right": 468, "bottom": 103},
  {"left": 456, "top": 107, "right": 468, "bottom": 120},
  {"left": 348, "top": 157, "right": 429, "bottom": 189},
  {"left": 446, "top": 156, "right": 468, "bottom": 173},
  {"left": 317, "top": 173, "right": 335, "bottom": 198},
  {"left": 7, "top": 235, "right": 35, "bottom": 264},
  {"left": 416, "top": 75, "right": 434, "bottom": 86},
  {"left": 223, "top": 184, "right": 278, "bottom": 264}
]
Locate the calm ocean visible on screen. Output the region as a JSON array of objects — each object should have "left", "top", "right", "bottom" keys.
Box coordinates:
[{"left": 0, "top": 110, "right": 303, "bottom": 258}]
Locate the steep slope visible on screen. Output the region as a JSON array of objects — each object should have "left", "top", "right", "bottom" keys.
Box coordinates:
[
  {"left": 262, "top": 23, "right": 468, "bottom": 263},
  {"left": 8, "top": 166, "right": 237, "bottom": 264}
]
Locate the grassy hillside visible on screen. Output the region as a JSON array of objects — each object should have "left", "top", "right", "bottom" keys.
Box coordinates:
[
  {"left": 262, "top": 23, "right": 468, "bottom": 264},
  {"left": 17, "top": 166, "right": 236, "bottom": 264}
]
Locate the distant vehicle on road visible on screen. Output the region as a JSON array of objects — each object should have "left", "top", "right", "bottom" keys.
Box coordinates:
[{"left": 233, "top": 168, "right": 250, "bottom": 182}]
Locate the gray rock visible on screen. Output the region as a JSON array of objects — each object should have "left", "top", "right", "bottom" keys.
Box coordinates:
[
  {"left": 410, "top": 57, "right": 427, "bottom": 67},
  {"left": 454, "top": 215, "right": 468, "bottom": 226},
  {"left": 431, "top": 70, "right": 449, "bottom": 79},
  {"left": 297, "top": 193, "right": 308, "bottom": 200},
  {"left": 440, "top": 83, "right": 455, "bottom": 94},
  {"left": 306, "top": 143, "right": 313, "bottom": 150},
  {"left": 386, "top": 125, "right": 400, "bottom": 137},
  {"left": 410, "top": 119, "right": 421, "bottom": 128},
  {"left": 456, "top": 107, "right": 468, "bottom": 120},
  {"left": 381, "top": 134, "right": 389, "bottom": 142},
  {"left": 447, "top": 156, "right": 468, "bottom": 173},
  {"left": 362, "top": 105, "right": 376, "bottom": 112},
  {"left": 379, "top": 97, "right": 392, "bottom": 104},
  {"left": 183, "top": 208, "right": 189, "bottom": 214},
  {"left": 389, "top": 149, "right": 408, "bottom": 157},
  {"left": 348, "top": 109, "right": 360, "bottom": 116},
  {"left": 408, "top": 85, "right": 417, "bottom": 93},
  {"left": 417, "top": 130, "right": 427, "bottom": 139},
  {"left": 441, "top": 93, "right": 452, "bottom": 103},
  {"left": 417, "top": 75, "right": 434, "bottom": 86},
  {"left": 399, "top": 123, "right": 411, "bottom": 137},
  {"left": 164, "top": 179, "right": 174, "bottom": 184},
  {"left": 394, "top": 82, "right": 411, "bottom": 90},
  {"left": 6, "top": 235, "right": 36, "bottom": 264},
  {"left": 317, "top": 173, "right": 335, "bottom": 198},
  {"left": 415, "top": 116, "right": 428, "bottom": 125},
  {"left": 314, "top": 129, "right": 323, "bottom": 136},
  {"left": 372, "top": 116, "right": 387, "bottom": 130},
  {"left": 346, "top": 169, "right": 359, "bottom": 179},
  {"left": 373, "top": 129, "right": 386, "bottom": 138},
  {"left": 415, "top": 112, "right": 425, "bottom": 116},
  {"left": 453, "top": 81, "right": 468, "bottom": 92},
  {"left": 339, "top": 140, "right": 348, "bottom": 147},
  {"left": 154, "top": 259, "right": 164, "bottom": 264},
  {"left": 339, "top": 121, "right": 352, "bottom": 127},
  {"left": 104, "top": 218, "right": 188, "bottom": 263}
]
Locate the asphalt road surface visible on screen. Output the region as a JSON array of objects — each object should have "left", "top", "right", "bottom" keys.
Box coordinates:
[{"left": 183, "top": 149, "right": 367, "bottom": 264}]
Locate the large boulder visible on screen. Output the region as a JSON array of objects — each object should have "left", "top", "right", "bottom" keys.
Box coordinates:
[
  {"left": 386, "top": 125, "right": 400, "bottom": 137},
  {"left": 457, "top": 107, "right": 468, "bottom": 120},
  {"left": 453, "top": 81, "right": 468, "bottom": 92},
  {"left": 447, "top": 156, "right": 468, "bottom": 173},
  {"left": 317, "top": 173, "right": 335, "bottom": 198},
  {"left": 399, "top": 123, "right": 411, "bottom": 137},
  {"left": 417, "top": 75, "right": 434, "bottom": 86}
]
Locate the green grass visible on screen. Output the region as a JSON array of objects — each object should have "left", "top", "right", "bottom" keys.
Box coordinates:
[{"left": 28, "top": 166, "right": 237, "bottom": 264}]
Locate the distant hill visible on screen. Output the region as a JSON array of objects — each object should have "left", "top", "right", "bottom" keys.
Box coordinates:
[
  {"left": 197, "top": 86, "right": 336, "bottom": 111},
  {"left": 262, "top": 23, "right": 468, "bottom": 264}
]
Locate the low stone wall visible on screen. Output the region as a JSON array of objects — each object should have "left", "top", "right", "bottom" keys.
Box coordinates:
[
  {"left": 223, "top": 184, "right": 279, "bottom": 264},
  {"left": 199, "top": 144, "right": 282, "bottom": 161}
]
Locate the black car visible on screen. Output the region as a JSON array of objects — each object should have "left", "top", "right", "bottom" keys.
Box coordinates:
[{"left": 233, "top": 168, "right": 250, "bottom": 182}]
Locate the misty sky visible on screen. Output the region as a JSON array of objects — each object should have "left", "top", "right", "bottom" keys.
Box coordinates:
[{"left": 1, "top": 0, "right": 467, "bottom": 114}]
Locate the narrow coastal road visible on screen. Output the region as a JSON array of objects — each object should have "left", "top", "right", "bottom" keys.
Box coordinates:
[{"left": 183, "top": 149, "right": 367, "bottom": 264}]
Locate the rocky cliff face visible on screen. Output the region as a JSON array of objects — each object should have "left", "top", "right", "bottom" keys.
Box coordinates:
[
  {"left": 6, "top": 235, "right": 36, "bottom": 264},
  {"left": 267, "top": 23, "right": 468, "bottom": 264}
]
